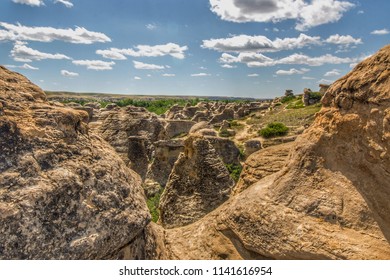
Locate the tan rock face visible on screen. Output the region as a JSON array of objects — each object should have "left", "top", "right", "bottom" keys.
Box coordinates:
[
  {"left": 161, "top": 45, "right": 390, "bottom": 260},
  {"left": 234, "top": 142, "right": 293, "bottom": 195},
  {"left": 90, "top": 106, "right": 168, "bottom": 172},
  {"left": 159, "top": 135, "right": 235, "bottom": 229},
  {"left": 0, "top": 66, "right": 150, "bottom": 259}
]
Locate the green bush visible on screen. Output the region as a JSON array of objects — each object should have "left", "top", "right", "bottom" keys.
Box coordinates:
[
  {"left": 259, "top": 122, "right": 289, "bottom": 138},
  {"left": 146, "top": 190, "right": 162, "bottom": 223},
  {"left": 219, "top": 129, "right": 231, "bottom": 138},
  {"left": 281, "top": 95, "right": 295, "bottom": 103},
  {"left": 308, "top": 91, "right": 322, "bottom": 102},
  {"left": 225, "top": 163, "right": 243, "bottom": 182},
  {"left": 286, "top": 99, "right": 305, "bottom": 109}
]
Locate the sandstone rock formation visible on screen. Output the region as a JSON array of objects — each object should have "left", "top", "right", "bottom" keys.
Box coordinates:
[
  {"left": 90, "top": 106, "right": 167, "bottom": 171},
  {"left": 160, "top": 45, "right": 390, "bottom": 260},
  {"left": 234, "top": 142, "right": 293, "bottom": 195},
  {"left": 159, "top": 135, "right": 235, "bottom": 229},
  {"left": 0, "top": 66, "right": 150, "bottom": 259},
  {"left": 146, "top": 139, "right": 184, "bottom": 187}
]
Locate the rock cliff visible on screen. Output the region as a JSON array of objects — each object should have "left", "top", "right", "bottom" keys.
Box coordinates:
[
  {"left": 0, "top": 66, "right": 150, "bottom": 259},
  {"left": 159, "top": 135, "right": 235, "bottom": 229},
  {"left": 161, "top": 45, "right": 390, "bottom": 260}
]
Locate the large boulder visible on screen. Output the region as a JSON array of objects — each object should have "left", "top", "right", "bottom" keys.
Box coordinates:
[
  {"left": 0, "top": 66, "right": 150, "bottom": 259},
  {"left": 90, "top": 106, "right": 168, "bottom": 171},
  {"left": 161, "top": 45, "right": 390, "bottom": 260},
  {"left": 159, "top": 135, "right": 234, "bottom": 229}
]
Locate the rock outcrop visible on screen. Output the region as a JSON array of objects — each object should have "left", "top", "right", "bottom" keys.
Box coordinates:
[
  {"left": 234, "top": 142, "right": 293, "bottom": 195},
  {"left": 0, "top": 66, "right": 150, "bottom": 259},
  {"left": 159, "top": 135, "right": 235, "bottom": 229},
  {"left": 90, "top": 106, "right": 167, "bottom": 173},
  {"left": 161, "top": 45, "right": 390, "bottom": 260}
]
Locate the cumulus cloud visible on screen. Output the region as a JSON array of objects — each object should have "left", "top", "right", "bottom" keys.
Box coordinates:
[
  {"left": 134, "top": 76, "right": 142, "bottom": 80},
  {"left": 202, "top": 33, "right": 321, "bottom": 53},
  {"left": 5, "top": 63, "right": 39, "bottom": 70},
  {"left": 276, "top": 68, "right": 309, "bottom": 75},
  {"left": 248, "top": 74, "right": 259, "bottom": 77},
  {"left": 325, "top": 34, "right": 362, "bottom": 45},
  {"left": 318, "top": 78, "right": 334, "bottom": 84},
  {"left": 54, "top": 0, "right": 73, "bottom": 8},
  {"left": 221, "top": 64, "right": 237, "bottom": 68},
  {"left": 11, "top": 41, "right": 71, "bottom": 62},
  {"left": 133, "top": 61, "right": 165, "bottom": 70},
  {"left": 146, "top": 23, "right": 157, "bottom": 30},
  {"left": 61, "top": 70, "right": 79, "bottom": 77},
  {"left": 209, "top": 0, "right": 355, "bottom": 31},
  {"left": 96, "top": 43, "right": 188, "bottom": 60},
  {"left": 12, "top": 0, "right": 44, "bottom": 6},
  {"left": 221, "top": 51, "right": 358, "bottom": 68},
  {"left": 371, "top": 29, "right": 389, "bottom": 35},
  {"left": 72, "top": 60, "right": 115, "bottom": 70},
  {"left": 191, "top": 73, "right": 211, "bottom": 77},
  {"left": 162, "top": 73, "right": 175, "bottom": 77},
  {"left": 0, "top": 22, "right": 111, "bottom": 44},
  {"left": 324, "top": 69, "right": 341, "bottom": 76},
  {"left": 202, "top": 35, "right": 274, "bottom": 52}
]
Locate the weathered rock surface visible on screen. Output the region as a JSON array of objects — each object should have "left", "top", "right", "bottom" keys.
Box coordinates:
[
  {"left": 234, "top": 142, "right": 293, "bottom": 195},
  {"left": 160, "top": 45, "right": 390, "bottom": 260},
  {"left": 159, "top": 135, "right": 235, "bottom": 229},
  {"left": 146, "top": 140, "right": 184, "bottom": 187},
  {"left": 90, "top": 106, "right": 167, "bottom": 171},
  {"left": 0, "top": 66, "right": 150, "bottom": 259},
  {"left": 165, "top": 120, "right": 195, "bottom": 138}
]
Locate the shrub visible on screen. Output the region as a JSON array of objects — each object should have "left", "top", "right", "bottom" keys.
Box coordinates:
[
  {"left": 219, "top": 129, "right": 231, "bottom": 138},
  {"left": 281, "top": 95, "right": 295, "bottom": 103},
  {"left": 308, "top": 91, "right": 322, "bottom": 102},
  {"left": 146, "top": 190, "right": 162, "bottom": 222},
  {"left": 259, "top": 122, "right": 289, "bottom": 138},
  {"left": 225, "top": 163, "right": 243, "bottom": 182}
]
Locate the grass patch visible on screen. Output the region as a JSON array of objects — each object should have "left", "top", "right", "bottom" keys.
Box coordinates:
[
  {"left": 286, "top": 99, "right": 305, "bottom": 109},
  {"left": 259, "top": 122, "right": 289, "bottom": 138},
  {"left": 219, "top": 129, "right": 231, "bottom": 138},
  {"left": 225, "top": 163, "right": 243, "bottom": 182},
  {"left": 146, "top": 190, "right": 163, "bottom": 223}
]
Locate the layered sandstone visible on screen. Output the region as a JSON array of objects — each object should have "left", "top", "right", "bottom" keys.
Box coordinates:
[{"left": 0, "top": 66, "right": 150, "bottom": 259}]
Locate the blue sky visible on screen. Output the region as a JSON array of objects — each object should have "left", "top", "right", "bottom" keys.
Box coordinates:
[{"left": 0, "top": 0, "right": 389, "bottom": 98}]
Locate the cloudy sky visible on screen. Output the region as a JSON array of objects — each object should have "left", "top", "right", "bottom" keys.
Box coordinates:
[{"left": 1, "top": 0, "right": 389, "bottom": 98}]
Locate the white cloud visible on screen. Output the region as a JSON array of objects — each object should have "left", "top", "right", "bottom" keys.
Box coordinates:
[
  {"left": 248, "top": 74, "right": 259, "bottom": 77},
  {"left": 5, "top": 63, "right": 39, "bottom": 70},
  {"left": 72, "top": 60, "right": 115, "bottom": 70},
  {"left": 96, "top": 43, "right": 188, "bottom": 60},
  {"left": 349, "top": 62, "right": 358, "bottom": 68},
  {"left": 222, "top": 52, "right": 358, "bottom": 68},
  {"left": 209, "top": 0, "right": 355, "bottom": 31},
  {"left": 302, "top": 76, "right": 316, "bottom": 80},
  {"left": 277, "top": 53, "right": 356, "bottom": 66},
  {"left": 325, "top": 34, "right": 362, "bottom": 45},
  {"left": 371, "top": 29, "right": 389, "bottom": 35},
  {"left": 276, "top": 68, "right": 308, "bottom": 75},
  {"left": 191, "top": 73, "right": 211, "bottom": 77},
  {"left": 202, "top": 35, "right": 275, "bottom": 52},
  {"left": 12, "top": 0, "right": 44, "bottom": 6},
  {"left": 61, "top": 70, "right": 79, "bottom": 77},
  {"left": 146, "top": 24, "right": 157, "bottom": 30},
  {"left": 0, "top": 22, "right": 111, "bottom": 44},
  {"left": 54, "top": 0, "right": 73, "bottom": 8},
  {"left": 324, "top": 69, "right": 341, "bottom": 77},
  {"left": 134, "top": 76, "right": 142, "bottom": 80},
  {"left": 273, "top": 33, "right": 322, "bottom": 50},
  {"left": 95, "top": 49, "right": 127, "bottom": 60},
  {"left": 162, "top": 73, "right": 175, "bottom": 77},
  {"left": 11, "top": 41, "right": 71, "bottom": 62},
  {"left": 202, "top": 33, "right": 321, "bottom": 53},
  {"left": 221, "top": 64, "right": 236, "bottom": 69},
  {"left": 133, "top": 61, "right": 165, "bottom": 70},
  {"left": 318, "top": 78, "right": 334, "bottom": 84}
]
